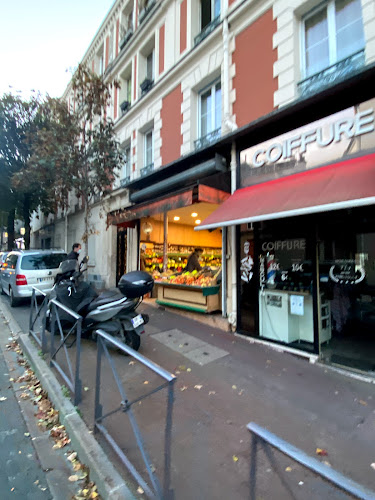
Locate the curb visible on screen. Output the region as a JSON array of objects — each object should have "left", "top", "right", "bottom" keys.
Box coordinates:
[{"left": 0, "top": 302, "right": 136, "bottom": 500}]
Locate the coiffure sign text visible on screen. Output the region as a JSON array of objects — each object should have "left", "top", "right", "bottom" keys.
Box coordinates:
[{"left": 251, "top": 108, "right": 374, "bottom": 168}]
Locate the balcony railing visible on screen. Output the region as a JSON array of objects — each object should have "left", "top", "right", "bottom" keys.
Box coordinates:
[
  {"left": 140, "top": 78, "right": 154, "bottom": 96},
  {"left": 194, "top": 15, "right": 221, "bottom": 46},
  {"left": 194, "top": 128, "right": 221, "bottom": 150},
  {"left": 120, "top": 100, "right": 131, "bottom": 115},
  {"left": 119, "top": 28, "right": 133, "bottom": 51},
  {"left": 298, "top": 50, "right": 365, "bottom": 98},
  {"left": 140, "top": 163, "right": 154, "bottom": 177},
  {"left": 139, "top": 0, "right": 156, "bottom": 24},
  {"left": 120, "top": 176, "right": 130, "bottom": 188}
]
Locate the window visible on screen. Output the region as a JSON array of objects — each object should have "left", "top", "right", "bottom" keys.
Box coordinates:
[
  {"left": 20, "top": 253, "right": 66, "bottom": 270},
  {"left": 196, "top": 81, "right": 221, "bottom": 148},
  {"left": 201, "top": 0, "right": 220, "bottom": 31},
  {"left": 144, "top": 130, "right": 153, "bottom": 167},
  {"left": 122, "top": 145, "right": 131, "bottom": 184},
  {"left": 303, "top": 0, "right": 365, "bottom": 78},
  {"left": 146, "top": 51, "right": 154, "bottom": 81},
  {"left": 119, "top": 66, "right": 132, "bottom": 114}
]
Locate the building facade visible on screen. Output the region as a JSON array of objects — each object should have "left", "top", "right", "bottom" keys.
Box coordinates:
[{"left": 31, "top": 0, "right": 375, "bottom": 374}]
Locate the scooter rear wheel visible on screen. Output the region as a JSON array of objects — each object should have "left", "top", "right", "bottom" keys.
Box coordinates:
[{"left": 123, "top": 330, "right": 140, "bottom": 351}]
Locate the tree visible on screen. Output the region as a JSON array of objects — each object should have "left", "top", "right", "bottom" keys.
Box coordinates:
[
  {"left": 0, "top": 93, "right": 45, "bottom": 249},
  {"left": 21, "top": 65, "right": 123, "bottom": 255}
]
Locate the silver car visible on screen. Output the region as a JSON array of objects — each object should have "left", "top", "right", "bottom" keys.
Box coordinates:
[{"left": 1, "top": 249, "right": 66, "bottom": 307}]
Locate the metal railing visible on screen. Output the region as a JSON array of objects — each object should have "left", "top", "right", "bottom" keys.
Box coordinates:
[
  {"left": 29, "top": 287, "right": 49, "bottom": 354},
  {"left": 194, "top": 127, "right": 221, "bottom": 150},
  {"left": 298, "top": 50, "right": 365, "bottom": 98},
  {"left": 194, "top": 15, "right": 221, "bottom": 46},
  {"left": 94, "top": 329, "right": 176, "bottom": 500},
  {"left": 247, "top": 422, "right": 375, "bottom": 500},
  {"left": 50, "top": 299, "right": 83, "bottom": 406},
  {"left": 140, "top": 162, "right": 154, "bottom": 177}
]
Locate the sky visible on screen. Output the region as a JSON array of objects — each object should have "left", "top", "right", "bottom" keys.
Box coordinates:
[{"left": 0, "top": 0, "right": 115, "bottom": 99}]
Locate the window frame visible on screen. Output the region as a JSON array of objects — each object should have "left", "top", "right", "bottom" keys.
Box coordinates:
[
  {"left": 301, "top": 0, "right": 365, "bottom": 79},
  {"left": 123, "top": 144, "right": 131, "bottom": 179},
  {"left": 144, "top": 129, "right": 154, "bottom": 167},
  {"left": 197, "top": 79, "right": 221, "bottom": 139}
]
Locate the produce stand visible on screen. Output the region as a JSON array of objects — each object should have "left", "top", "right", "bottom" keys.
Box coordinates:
[{"left": 155, "top": 282, "right": 221, "bottom": 313}]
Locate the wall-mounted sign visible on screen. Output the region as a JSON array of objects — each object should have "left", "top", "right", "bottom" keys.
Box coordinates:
[
  {"left": 329, "top": 260, "right": 365, "bottom": 285},
  {"left": 261, "top": 239, "right": 306, "bottom": 252},
  {"left": 290, "top": 295, "right": 304, "bottom": 316}
]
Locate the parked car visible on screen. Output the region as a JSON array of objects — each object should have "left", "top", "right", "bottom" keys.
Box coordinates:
[{"left": 0, "top": 249, "right": 66, "bottom": 307}]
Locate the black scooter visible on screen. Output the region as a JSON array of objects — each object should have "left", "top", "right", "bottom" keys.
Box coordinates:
[{"left": 47, "top": 257, "right": 153, "bottom": 351}]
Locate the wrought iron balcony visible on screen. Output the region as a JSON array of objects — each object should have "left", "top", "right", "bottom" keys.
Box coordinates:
[
  {"left": 140, "top": 163, "right": 154, "bottom": 177},
  {"left": 140, "top": 78, "right": 154, "bottom": 96},
  {"left": 119, "top": 28, "right": 133, "bottom": 51},
  {"left": 298, "top": 50, "right": 365, "bottom": 98},
  {"left": 139, "top": 0, "right": 156, "bottom": 24},
  {"left": 120, "top": 176, "right": 130, "bottom": 188},
  {"left": 120, "top": 100, "right": 131, "bottom": 115},
  {"left": 194, "top": 128, "right": 221, "bottom": 150},
  {"left": 194, "top": 16, "right": 221, "bottom": 46}
]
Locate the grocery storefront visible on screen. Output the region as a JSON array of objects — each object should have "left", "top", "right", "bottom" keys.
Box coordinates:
[
  {"left": 108, "top": 153, "right": 231, "bottom": 314},
  {"left": 198, "top": 90, "right": 375, "bottom": 375}
]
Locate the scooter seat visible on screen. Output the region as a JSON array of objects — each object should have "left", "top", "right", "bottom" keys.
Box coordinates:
[{"left": 87, "top": 289, "right": 125, "bottom": 311}]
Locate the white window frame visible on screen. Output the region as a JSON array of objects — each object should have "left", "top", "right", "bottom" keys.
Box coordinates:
[
  {"left": 144, "top": 129, "right": 154, "bottom": 167},
  {"left": 146, "top": 50, "right": 155, "bottom": 81},
  {"left": 198, "top": 80, "right": 221, "bottom": 139},
  {"left": 123, "top": 144, "right": 131, "bottom": 179},
  {"left": 200, "top": 0, "right": 220, "bottom": 30},
  {"left": 301, "top": 0, "right": 365, "bottom": 79}
]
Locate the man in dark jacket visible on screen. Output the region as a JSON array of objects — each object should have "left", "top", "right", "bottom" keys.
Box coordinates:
[
  {"left": 186, "top": 248, "right": 203, "bottom": 272},
  {"left": 66, "top": 243, "right": 81, "bottom": 261}
]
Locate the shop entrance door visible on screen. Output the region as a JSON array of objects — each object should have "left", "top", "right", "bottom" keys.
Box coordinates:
[
  {"left": 318, "top": 214, "right": 375, "bottom": 374},
  {"left": 239, "top": 230, "right": 257, "bottom": 334},
  {"left": 116, "top": 227, "right": 127, "bottom": 286}
]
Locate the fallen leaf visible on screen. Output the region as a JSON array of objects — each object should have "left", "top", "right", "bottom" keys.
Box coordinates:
[
  {"left": 178, "top": 365, "right": 186, "bottom": 371},
  {"left": 68, "top": 475, "right": 80, "bottom": 482},
  {"left": 179, "top": 344, "right": 183, "bottom": 348},
  {"left": 143, "top": 381, "right": 149, "bottom": 385},
  {"left": 370, "top": 463, "right": 375, "bottom": 471},
  {"left": 20, "top": 392, "right": 30, "bottom": 399},
  {"left": 285, "top": 466, "right": 292, "bottom": 472},
  {"left": 129, "top": 361, "right": 135, "bottom": 366},
  {"left": 90, "top": 493, "right": 98, "bottom": 499},
  {"left": 233, "top": 455, "right": 239, "bottom": 462},
  {"left": 194, "top": 385, "right": 202, "bottom": 390},
  {"left": 137, "top": 486, "right": 144, "bottom": 494},
  {"left": 0, "top": 397, "right": 7, "bottom": 402},
  {"left": 84, "top": 387, "right": 89, "bottom": 392},
  {"left": 359, "top": 400, "right": 368, "bottom": 406},
  {"left": 187, "top": 368, "right": 191, "bottom": 372},
  {"left": 323, "top": 461, "right": 331, "bottom": 467},
  {"left": 24, "top": 433, "right": 30, "bottom": 437},
  {"left": 299, "top": 481, "right": 304, "bottom": 486},
  {"left": 9, "top": 378, "right": 14, "bottom": 382},
  {"left": 67, "top": 452, "right": 77, "bottom": 462},
  {"left": 208, "top": 391, "right": 216, "bottom": 395},
  {"left": 180, "top": 386, "right": 188, "bottom": 392},
  {"left": 232, "top": 385, "right": 237, "bottom": 390},
  {"left": 316, "top": 448, "right": 328, "bottom": 456}
]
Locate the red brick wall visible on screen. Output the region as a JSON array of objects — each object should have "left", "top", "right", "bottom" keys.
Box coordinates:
[
  {"left": 232, "top": 9, "right": 277, "bottom": 127},
  {"left": 180, "top": 0, "right": 187, "bottom": 54},
  {"left": 160, "top": 84, "right": 183, "bottom": 165},
  {"left": 159, "top": 24, "right": 165, "bottom": 75}
]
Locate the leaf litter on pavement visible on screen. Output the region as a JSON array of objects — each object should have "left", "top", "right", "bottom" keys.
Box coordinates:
[{"left": 5, "top": 335, "right": 102, "bottom": 499}]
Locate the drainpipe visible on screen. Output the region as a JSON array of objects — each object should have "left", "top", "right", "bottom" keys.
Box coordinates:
[
  {"left": 222, "top": 15, "right": 237, "bottom": 133},
  {"left": 229, "top": 142, "right": 237, "bottom": 329}
]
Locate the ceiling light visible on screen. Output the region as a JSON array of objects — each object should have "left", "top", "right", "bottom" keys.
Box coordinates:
[
  {"left": 173, "top": 216, "right": 180, "bottom": 221},
  {"left": 195, "top": 219, "right": 201, "bottom": 225},
  {"left": 191, "top": 212, "right": 198, "bottom": 217}
]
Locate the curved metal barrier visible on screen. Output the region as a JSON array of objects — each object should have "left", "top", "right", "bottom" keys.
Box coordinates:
[
  {"left": 94, "top": 329, "right": 176, "bottom": 500},
  {"left": 247, "top": 422, "right": 375, "bottom": 500},
  {"left": 29, "top": 287, "right": 49, "bottom": 353}
]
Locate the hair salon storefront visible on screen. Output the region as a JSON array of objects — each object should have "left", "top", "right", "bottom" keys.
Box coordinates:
[{"left": 198, "top": 94, "right": 375, "bottom": 375}]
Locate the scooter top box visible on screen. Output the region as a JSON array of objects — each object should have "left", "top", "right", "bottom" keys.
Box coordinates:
[{"left": 118, "top": 271, "right": 154, "bottom": 298}]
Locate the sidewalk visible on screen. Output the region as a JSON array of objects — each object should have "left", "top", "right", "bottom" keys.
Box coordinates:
[{"left": 2, "top": 298, "right": 375, "bottom": 499}]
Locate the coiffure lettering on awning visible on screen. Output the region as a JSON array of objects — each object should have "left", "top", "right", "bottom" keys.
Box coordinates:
[{"left": 240, "top": 103, "right": 375, "bottom": 182}]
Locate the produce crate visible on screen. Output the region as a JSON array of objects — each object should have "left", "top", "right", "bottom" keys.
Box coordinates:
[{"left": 155, "top": 282, "right": 221, "bottom": 313}]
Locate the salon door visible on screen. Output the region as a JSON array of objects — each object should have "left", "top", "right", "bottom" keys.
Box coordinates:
[{"left": 238, "top": 231, "right": 257, "bottom": 334}]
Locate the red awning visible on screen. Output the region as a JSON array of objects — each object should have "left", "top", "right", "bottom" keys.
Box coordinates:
[{"left": 196, "top": 153, "right": 375, "bottom": 230}]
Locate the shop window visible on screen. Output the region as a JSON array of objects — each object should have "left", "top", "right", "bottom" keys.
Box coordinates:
[
  {"left": 194, "top": 0, "right": 221, "bottom": 45},
  {"left": 300, "top": 0, "right": 365, "bottom": 95},
  {"left": 195, "top": 80, "right": 221, "bottom": 150},
  {"left": 120, "top": 144, "right": 131, "bottom": 187}
]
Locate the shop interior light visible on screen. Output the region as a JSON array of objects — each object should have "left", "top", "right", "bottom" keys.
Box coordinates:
[
  {"left": 173, "top": 216, "right": 180, "bottom": 221},
  {"left": 191, "top": 212, "right": 198, "bottom": 217},
  {"left": 195, "top": 219, "right": 201, "bottom": 225}
]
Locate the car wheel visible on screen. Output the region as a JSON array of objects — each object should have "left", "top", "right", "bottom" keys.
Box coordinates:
[{"left": 9, "top": 288, "right": 19, "bottom": 307}]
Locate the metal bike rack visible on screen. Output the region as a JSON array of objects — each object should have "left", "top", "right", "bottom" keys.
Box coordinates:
[
  {"left": 50, "top": 299, "right": 83, "bottom": 406},
  {"left": 94, "top": 329, "right": 176, "bottom": 500},
  {"left": 29, "top": 287, "right": 49, "bottom": 353},
  {"left": 247, "top": 422, "right": 375, "bottom": 500}
]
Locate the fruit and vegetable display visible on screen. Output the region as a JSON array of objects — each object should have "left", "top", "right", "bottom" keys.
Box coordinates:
[{"left": 154, "top": 269, "right": 220, "bottom": 287}]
